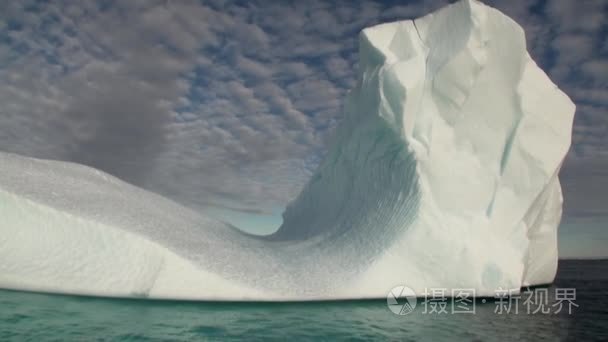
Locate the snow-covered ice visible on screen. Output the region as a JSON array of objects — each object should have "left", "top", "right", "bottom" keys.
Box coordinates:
[{"left": 0, "top": 0, "right": 575, "bottom": 300}]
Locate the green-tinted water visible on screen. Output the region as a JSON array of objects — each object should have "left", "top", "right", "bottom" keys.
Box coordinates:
[{"left": 1, "top": 260, "right": 606, "bottom": 341}]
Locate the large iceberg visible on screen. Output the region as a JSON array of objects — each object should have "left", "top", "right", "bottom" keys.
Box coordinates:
[{"left": 0, "top": 0, "right": 574, "bottom": 300}]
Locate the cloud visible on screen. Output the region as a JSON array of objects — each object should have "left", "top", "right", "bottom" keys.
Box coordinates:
[
  {"left": 0, "top": 0, "right": 606, "bottom": 218},
  {"left": 552, "top": 33, "right": 595, "bottom": 64},
  {"left": 545, "top": 0, "right": 606, "bottom": 33},
  {"left": 235, "top": 55, "right": 273, "bottom": 80},
  {"left": 324, "top": 56, "right": 352, "bottom": 82},
  {"left": 581, "top": 60, "right": 608, "bottom": 85}
]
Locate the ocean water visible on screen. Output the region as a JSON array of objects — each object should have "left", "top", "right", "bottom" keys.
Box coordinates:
[{"left": 1, "top": 260, "right": 606, "bottom": 341}]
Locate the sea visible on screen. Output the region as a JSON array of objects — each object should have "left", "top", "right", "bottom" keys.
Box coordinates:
[{"left": 1, "top": 259, "right": 606, "bottom": 341}]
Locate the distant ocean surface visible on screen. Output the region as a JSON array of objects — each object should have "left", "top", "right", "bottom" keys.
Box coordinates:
[{"left": 1, "top": 259, "right": 606, "bottom": 341}]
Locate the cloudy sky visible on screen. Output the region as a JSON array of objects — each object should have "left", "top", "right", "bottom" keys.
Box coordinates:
[{"left": 0, "top": 0, "right": 606, "bottom": 255}]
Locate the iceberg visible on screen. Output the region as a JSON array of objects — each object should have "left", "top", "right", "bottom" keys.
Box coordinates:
[{"left": 0, "top": 0, "right": 574, "bottom": 300}]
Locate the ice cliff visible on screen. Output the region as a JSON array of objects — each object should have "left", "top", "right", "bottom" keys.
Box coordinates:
[{"left": 0, "top": 0, "right": 575, "bottom": 300}]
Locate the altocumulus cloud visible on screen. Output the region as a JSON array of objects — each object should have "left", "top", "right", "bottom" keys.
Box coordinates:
[{"left": 0, "top": 0, "right": 606, "bottom": 217}]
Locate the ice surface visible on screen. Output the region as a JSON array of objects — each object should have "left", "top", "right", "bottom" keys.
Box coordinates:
[{"left": 0, "top": 0, "right": 574, "bottom": 300}]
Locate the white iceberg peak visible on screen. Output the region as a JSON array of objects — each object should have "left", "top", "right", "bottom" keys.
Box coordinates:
[{"left": 0, "top": 0, "right": 574, "bottom": 300}]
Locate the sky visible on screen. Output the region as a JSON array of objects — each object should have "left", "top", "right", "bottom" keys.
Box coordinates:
[{"left": 0, "top": 0, "right": 606, "bottom": 256}]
